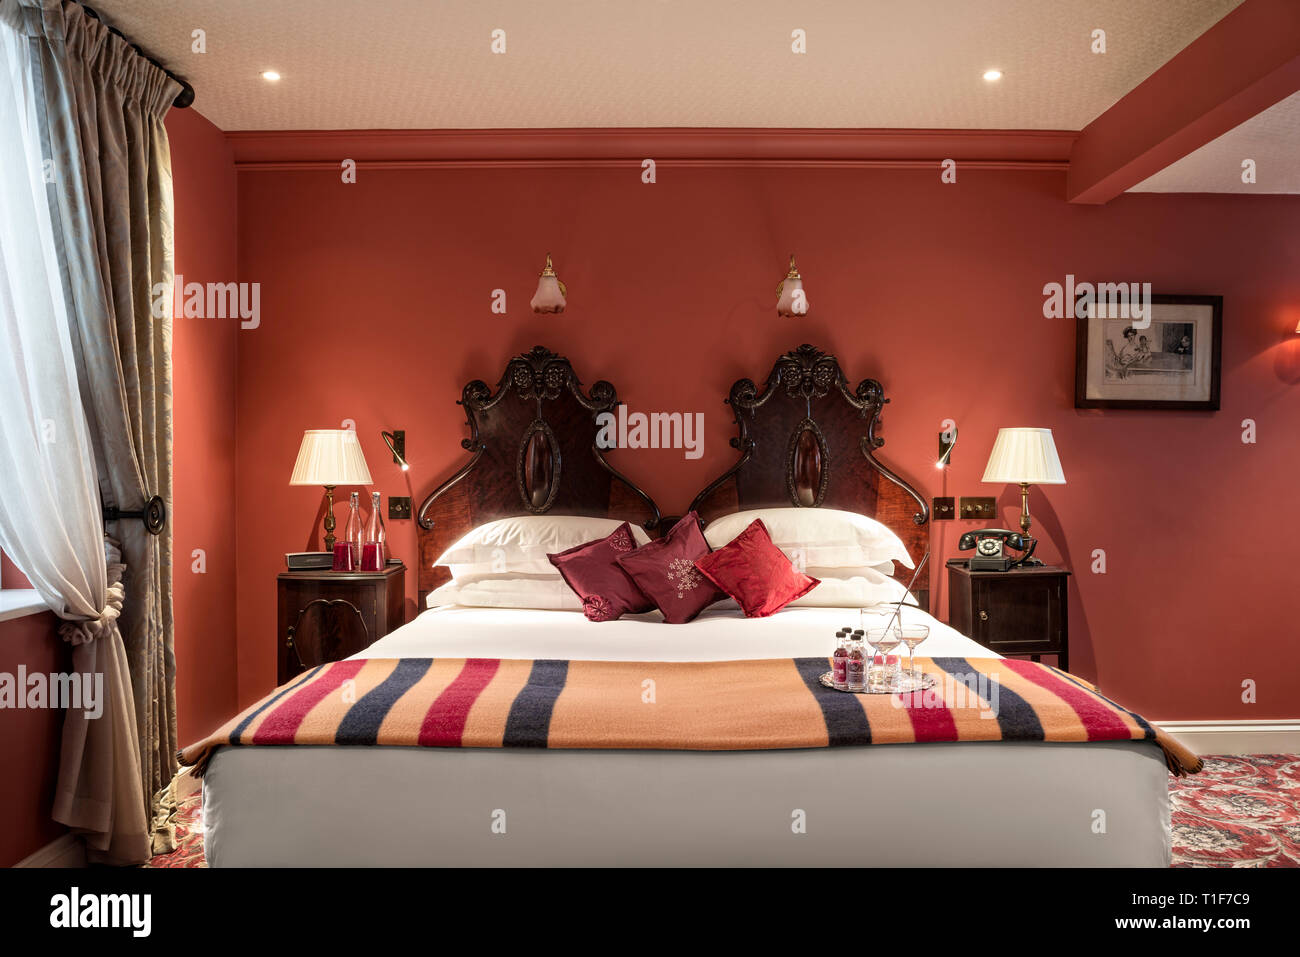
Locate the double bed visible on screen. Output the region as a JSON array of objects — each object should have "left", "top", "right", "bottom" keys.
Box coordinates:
[{"left": 197, "top": 345, "right": 1182, "bottom": 867}]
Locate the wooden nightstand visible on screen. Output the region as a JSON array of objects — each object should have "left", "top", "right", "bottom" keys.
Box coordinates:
[
  {"left": 277, "top": 564, "right": 405, "bottom": 683},
  {"left": 946, "top": 560, "right": 1070, "bottom": 671}
]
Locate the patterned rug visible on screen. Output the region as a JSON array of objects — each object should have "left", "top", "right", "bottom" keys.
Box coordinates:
[
  {"left": 1170, "top": 754, "right": 1300, "bottom": 867},
  {"left": 145, "top": 754, "right": 1300, "bottom": 868}
]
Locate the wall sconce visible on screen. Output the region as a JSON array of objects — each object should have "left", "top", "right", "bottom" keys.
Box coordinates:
[
  {"left": 381, "top": 430, "right": 409, "bottom": 472},
  {"left": 936, "top": 424, "right": 958, "bottom": 470},
  {"left": 529, "top": 254, "right": 567, "bottom": 313},
  {"left": 776, "top": 254, "right": 808, "bottom": 316}
]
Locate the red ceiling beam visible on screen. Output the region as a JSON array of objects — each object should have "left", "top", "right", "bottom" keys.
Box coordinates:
[{"left": 1067, "top": 0, "right": 1300, "bottom": 205}]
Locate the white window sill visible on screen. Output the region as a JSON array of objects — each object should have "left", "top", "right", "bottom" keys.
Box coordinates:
[{"left": 0, "top": 590, "right": 49, "bottom": 623}]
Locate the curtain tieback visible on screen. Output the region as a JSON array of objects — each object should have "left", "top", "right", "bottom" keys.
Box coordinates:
[{"left": 60, "top": 562, "right": 126, "bottom": 646}]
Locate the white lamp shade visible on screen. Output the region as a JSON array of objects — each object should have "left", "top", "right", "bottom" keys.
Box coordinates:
[
  {"left": 777, "top": 278, "right": 809, "bottom": 316},
  {"left": 529, "top": 274, "right": 567, "bottom": 313},
  {"left": 289, "top": 429, "right": 373, "bottom": 486},
  {"left": 981, "top": 428, "right": 1066, "bottom": 485}
]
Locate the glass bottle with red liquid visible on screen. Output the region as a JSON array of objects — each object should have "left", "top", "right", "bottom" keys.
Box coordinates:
[
  {"left": 347, "top": 492, "right": 364, "bottom": 567},
  {"left": 832, "top": 629, "right": 850, "bottom": 690},
  {"left": 333, "top": 492, "right": 362, "bottom": 571},
  {"left": 846, "top": 630, "right": 867, "bottom": 692},
  {"left": 360, "top": 491, "right": 386, "bottom": 571}
]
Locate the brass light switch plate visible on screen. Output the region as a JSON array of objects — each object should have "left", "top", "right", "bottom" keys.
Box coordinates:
[
  {"left": 959, "top": 496, "right": 997, "bottom": 520},
  {"left": 932, "top": 497, "right": 955, "bottom": 521}
]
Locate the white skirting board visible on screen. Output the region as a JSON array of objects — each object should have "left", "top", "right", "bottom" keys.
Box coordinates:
[
  {"left": 1155, "top": 719, "right": 1300, "bottom": 756},
  {"left": 13, "top": 833, "right": 85, "bottom": 868}
]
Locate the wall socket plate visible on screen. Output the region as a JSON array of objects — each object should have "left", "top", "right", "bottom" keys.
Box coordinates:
[
  {"left": 388, "top": 496, "right": 412, "bottom": 520},
  {"left": 932, "top": 496, "right": 955, "bottom": 521},
  {"left": 959, "top": 496, "right": 997, "bottom": 521}
]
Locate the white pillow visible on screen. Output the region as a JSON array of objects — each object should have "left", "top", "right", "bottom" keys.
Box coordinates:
[
  {"left": 703, "top": 508, "right": 913, "bottom": 571},
  {"left": 434, "top": 515, "right": 651, "bottom": 577},
  {"left": 786, "top": 568, "right": 914, "bottom": 609},
  {"left": 426, "top": 574, "right": 584, "bottom": 611},
  {"left": 649, "top": 571, "right": 912, "bottom": 613},
  {"left": 805, "top": 565, "right": 902, "bottom": 581}
]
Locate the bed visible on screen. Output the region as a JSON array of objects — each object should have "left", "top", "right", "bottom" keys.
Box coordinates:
[{"left": 200, "top": 345, "right": 1177, "bottom": 867}]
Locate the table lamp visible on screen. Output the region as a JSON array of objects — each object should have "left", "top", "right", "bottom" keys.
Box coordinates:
[
  {"left": 289, "top": 429, "right": 373, "bottom": 551},
  {"left": 980, "top": 427, "right": 1066, "bottom": 536}
]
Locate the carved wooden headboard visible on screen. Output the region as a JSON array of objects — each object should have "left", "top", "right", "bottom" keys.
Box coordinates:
[
  {"left": 416, "top": 346, "right": 661, "bottom": 607},
  {"left": 688, "top": 344, "right": 932, "bottom": 610}
]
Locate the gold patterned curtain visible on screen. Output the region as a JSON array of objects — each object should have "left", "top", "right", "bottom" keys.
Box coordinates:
[{"left": 12, "top": 0, "right": 178, "bottom": 858}]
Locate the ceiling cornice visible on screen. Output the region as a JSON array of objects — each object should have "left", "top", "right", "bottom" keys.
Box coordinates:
[{"left": 225, "top": 127, "right": 1077, "bottom": 171}]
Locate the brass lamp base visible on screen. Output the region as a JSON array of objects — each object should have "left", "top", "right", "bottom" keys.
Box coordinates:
[
  {"left": 1018, "top": 482, "right": 1032, "bottom": 535},
  {"left": 322, "top": 484, "right": 337, "bottom": 551}
]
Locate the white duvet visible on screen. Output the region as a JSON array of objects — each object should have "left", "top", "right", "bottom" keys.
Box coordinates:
[{"left": 355, "top": 603, "right": 997, "bottom": 663}]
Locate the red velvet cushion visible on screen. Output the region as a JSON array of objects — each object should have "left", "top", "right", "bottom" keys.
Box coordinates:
[
  {"left": 548, "top": 522, "right": 654, "bottom": 622},
  {"left": 693, "top": 518, "right": 819, "bottom": 617},
  {"left": 615, "top": 512, "right": 726, "bottom": 624}
]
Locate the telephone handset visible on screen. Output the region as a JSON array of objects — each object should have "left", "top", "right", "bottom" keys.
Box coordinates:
[{"left": 957, "top": 528, "right": 1037, "bottom": 571}]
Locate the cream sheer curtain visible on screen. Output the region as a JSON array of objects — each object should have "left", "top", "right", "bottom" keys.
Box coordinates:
[{"left": 0, "top": 0, "right": 178, "bottom": 864}]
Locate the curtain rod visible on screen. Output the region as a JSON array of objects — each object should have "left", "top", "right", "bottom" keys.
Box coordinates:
[{"left": 80, "top": 4, "right": 194, "bottom": 109}]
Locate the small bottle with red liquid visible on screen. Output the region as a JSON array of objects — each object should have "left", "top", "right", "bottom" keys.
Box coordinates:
[
  {"left": 846, "top": 631, "right": 867, "bottom": 692},
  {"left": 832, "top": 629, "right": 850, "bottom": 690},
  {"left": 333, "top": 492, "right": 362, "bottom": 571},
  {"left": 360, "top": 490, "right": 387, "bottom": 571}
]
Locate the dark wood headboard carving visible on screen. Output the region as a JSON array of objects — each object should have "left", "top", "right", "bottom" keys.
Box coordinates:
[
  {"left": 416, "top": 346, "right": 661, "bottom": 607},
  {"left": 688, "top": 344, "right": 932, "bottom": 610}
]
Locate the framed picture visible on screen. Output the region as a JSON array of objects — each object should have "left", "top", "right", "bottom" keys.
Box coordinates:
[{"left": 1074, "top": 294, "right": 1222, "bottom": 410}]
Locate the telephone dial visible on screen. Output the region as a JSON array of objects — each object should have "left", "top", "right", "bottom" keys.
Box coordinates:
[{"left": 957, "top": 528, "right": 1037, "bottom": 571}]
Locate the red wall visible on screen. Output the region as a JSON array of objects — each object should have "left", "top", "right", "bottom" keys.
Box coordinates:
[
  {"left": 1, "top": 551, "right": 31, "bottom": 589},
  {"left": 168, "top": 108, "right": 240, "bottom": 742},
  {"left": 0, "top": 612, "right": 70, "bottom": 866},
  {"left": 232, "top": 158, "right": 1300, "bottom": 720}
]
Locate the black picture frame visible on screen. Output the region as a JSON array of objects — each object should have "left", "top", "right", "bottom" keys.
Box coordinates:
[{"left": 1074, "top": 294, "right": 1222, "bottom": 411}]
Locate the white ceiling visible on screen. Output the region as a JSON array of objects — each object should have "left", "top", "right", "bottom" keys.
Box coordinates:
[
  {"left": 1130, "top": 91, "right": 1300, "bottom": 194},
  {"left": 94, "top": 0, "right": 1242, "bottom": 132},
  {"left": 92, "top": 0, "right": 1297, "bottom": 194}
]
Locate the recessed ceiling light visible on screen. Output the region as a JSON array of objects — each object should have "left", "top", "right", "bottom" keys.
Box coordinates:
[
  {"left": 983, "top": 69, "right": 1003, "bottom": 82},
  {"left": 261, "top": 70, "right": 281, "bottom": 82}
]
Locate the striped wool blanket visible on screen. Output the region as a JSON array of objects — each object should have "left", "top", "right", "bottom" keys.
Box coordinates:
[{"left": 179, "top": 656, "right": 1202, "bottom": 776}]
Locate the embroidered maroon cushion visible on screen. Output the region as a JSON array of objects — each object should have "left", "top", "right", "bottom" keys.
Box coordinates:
[
  {"left": 693, "top": 518, "right": 819, "bottom": 618},
  {"left": 548, "top": 522, "right": 654, "bottom": 621},
  {"left": 615, "top": 512, "right": 726, "bottom": 624}
]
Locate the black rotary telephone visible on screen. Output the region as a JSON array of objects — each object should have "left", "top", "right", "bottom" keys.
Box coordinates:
[{"left": 957, "top": 529, "right": 1037, "bottom": 571}]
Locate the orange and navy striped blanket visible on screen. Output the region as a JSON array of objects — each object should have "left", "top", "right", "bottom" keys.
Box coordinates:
[{"left": 179, "top": 656, "right": 1202, "bottom": 776}]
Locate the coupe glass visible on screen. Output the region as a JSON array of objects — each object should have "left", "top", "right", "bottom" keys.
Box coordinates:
[
  {"left": 896, "top": 624, "right": 931, "bottom": 690},
  {"left": 864, "top": 626, "right": 903, "bottom": 692}
]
